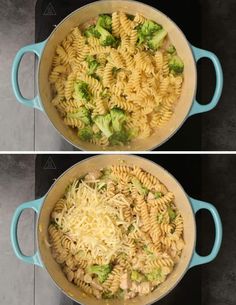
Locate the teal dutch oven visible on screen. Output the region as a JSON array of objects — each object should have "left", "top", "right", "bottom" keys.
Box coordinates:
[
  {"left": 10, "top": 155, "right": 222, "bottom": 305},
  {"left": 12, "top": 1, "right": 223, "bottom": 151}
]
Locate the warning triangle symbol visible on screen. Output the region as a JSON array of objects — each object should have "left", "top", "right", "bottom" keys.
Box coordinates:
[
  {"left": 43, "top": 2, "right": 56, "bottom": 16},
  {"left": 43, "top": 157, "right": 56, "bottom": 170}
]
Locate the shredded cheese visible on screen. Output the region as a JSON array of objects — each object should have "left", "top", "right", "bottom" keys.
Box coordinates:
[{"left": 59, "top": 180, "right": 135, "bottom": 262}]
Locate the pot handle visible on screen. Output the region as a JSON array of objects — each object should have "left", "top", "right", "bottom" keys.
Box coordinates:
[
  {"left": 10, "top": 197, "right": 45, "bottom": 267},
  {"left": 11, "top": 40, "right": 47, "bottom": 111},
  {"left": 189, "top": 197, "right": 222, "bottom": 268},
  {"left": 189, "top": 45, "right": 223, "bottom": 116}
]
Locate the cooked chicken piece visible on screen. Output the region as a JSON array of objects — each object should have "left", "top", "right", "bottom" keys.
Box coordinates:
[
  {"left": 92, "top": 288, "right": 102, "bottom": 299},
  {"left": 74, "top": 268, "right": 84, "bottom": 280},
  {"left": 131, "top": 281, "right": 139, "bottom": 292},
  {"left": 91, "top": 279, "right": 103, "bottom": 291},
  {"left": 84, "top": 170, "right": 102, "bottom": 181},
  {"left": 83, "top": 274, "right": 92, "bottom": 284},
  {"left": 147, "top": 192, "right": 155, "bottom": 200},
  {"left": 124, "top": 291, "right": 137, "bottom": 300},
  {"left": 162, "top": 266, "right": 172, "bottom": 275},
  {"left": 120, "top": 272, "right": 132, "bottom": 290},
  {"left": 138, "top": 282, "right": 151, "bottom": 295}
]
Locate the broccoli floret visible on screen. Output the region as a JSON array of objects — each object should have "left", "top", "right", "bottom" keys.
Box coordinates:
[
  {"left": 97, "top": 181, "right": 106, "bottom": 190},
  {"left": 67, "top": 106, "right": 91, "bottom": 125},
  {"left": 116, "top": 288, "right": 124, "bottom": 299},
  {"left": 143, "top": 245, "right": 153, "bottom": 255},
  {"left": 167, "top": 207, "right": 176, "bottom": 221},
  {"left": 95, "top": 15, "right": 117, "bottom": 47},
  {"left": 137, "top": 21, "right": 162, "bottom": 46},
  {"left": 84, "top": 25, "right": 101, "bottom": 38},
  {"left": 102, "top": 292, "right": 114, "bottom": 299},
  {"left": 140, "top": 20, "right": 162, "bottom": 37},
  {"left": 146, "top": 268, "right": 162, "bottom": 281},
  {"left": 131, "top": 270, "right": 146, "bottom": 283},
  {"left": 167, "top": 44, "right": 176, "bottom": 55},
  {"left": 169, "top": 55, "right": 184, "bottom": 74},
  {"left": 109, "top": 128, "right": 133, "bottom": 146},
  {"left": 87, "top": 264, "right": 111, "bottom": 283},
  {"left": 155, "top": 192, "right": 163, "bottom": 198},
  {"left": 86, "top": 55, "right": 100, "bottom": 75},
  {"left": 131, "top": 177, "right": 148, "bottom": 196},
  {"left": 147, "top": 28, "right": 168, "bottom": 50},
  {"left": 74, "top": 81, "right": 91, "bottom": 102},
  {"left": 78, "top": 127, "right": 93, "bottom": 141},
  {"left": 136, "top": 25, "right": 146, "bottom": 45},
  {"left": 97, "top": 14, "right": 112, "bottom": 31},
  {"left": 128, "top": 224, "right": 135, "bottom": 233},
  {"left": 100, "top": 168, "right": 112, "bottom": 180},
  {"left": 110, "top": 108, "right": 127, "bottom": 132},
  {"left": 97, "top": 26, "right": 117, "bottom": 47},
  {"left": 94, "top": 114, "right": 113, "bottom": 138},
  {"left": 157, "top": 214, "right": 164, "bottom": 224}
]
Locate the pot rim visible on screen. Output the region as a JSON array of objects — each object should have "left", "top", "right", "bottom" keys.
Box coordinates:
[
  {"left": 37, "top": 0, "right": 197, "bottom": 151},
  {"left": 36, "top": 154, "right": 197, "bottom": 305}
]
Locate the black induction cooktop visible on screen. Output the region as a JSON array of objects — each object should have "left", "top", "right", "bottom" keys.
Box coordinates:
[
  {"left": 35, "top": 0, "right": 202, "bottom": 151},
  {"left": 35, "top": 154, "right": 202, "bottom": 305}
]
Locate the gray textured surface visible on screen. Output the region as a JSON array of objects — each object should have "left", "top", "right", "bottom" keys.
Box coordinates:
[
  {"left": 0, "top": 0, "right": 235, "bottom": 151},
  {"left": 0, "top": 0, "right": 36, "bottom": 151},
  {"left": 0, "top": 155, "right": 35, "bottom": 304}
]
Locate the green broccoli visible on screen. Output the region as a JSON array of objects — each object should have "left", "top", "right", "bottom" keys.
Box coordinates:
[
  {"left": 97, "top": 181, "right": 106, "bottom": 190},
  {"left": 157, "top": 214, "right": 164, "bottom": 224},
  {"left": 110, "top": 108, "right": 127, "bottom": 132},
  {"left": 155, "top": 192, "right": 163, "bottom": 198},
  {"left": 95, "top": 15, "right": 117, "bottom": 47},
  {"left": 86, "top": 55, "right": 100, "bottom": 75},
  {"left": 131, "top": 177, "right": 148, "bottom": 196},
  {"left": 137, "top": 21, "right": 162, "bottom": 46},
  {"left": 97, "top": 26, "right": 117, "bottom": 47},
  {"left": 94, "top": 114, "right": 113, "bottom": 138},
  {"left": 136, "top": 25, "right": 146, "bottom": 45},
  {"left": 109, "top": 128, "right": 133, "bottom": 146},
  {"left": 87, "top": 264, "right": 111, "bottom": 283},
  {"left": 100, "top": 168, "right": 112, "bottom": 180},
  {"left": 143, "top": 245, "right": 154, "bottom": 255},
  {"left": 147, "top": 28, "right": 168, "bottom": 50},
  {"left": 84, "top": 25, "right": 101, "bottom": 38},
  {"left": 97, "top": 14, "right": 112, "bottom": 32},
  {"left": 128, "top": 224, "right": 135, "bottom": 233},
  {"left": 102, "top": 292, "right": 114, "bottom": 299},
  {"left": 74, "top": 81, "right": 91, "bottom": 102},
  {"left": 78, "top": 127, "right": 93, "bottom": 141},
  {"left": 146, "top": 268, "right": 162, "bottom": 281},
  {"left": 167, "top": 207, "right": 176, "bottom": 221},
  {"left": 116, "top": 288, "right": 124, "bottom": 299},
  {"left": 67, "top": 106, "right": 91, "bottom": 125},
  {"left": 139, "top": 20, "right": 162, "bottom": 37},
  {"left": 169, "top": 55, "right": 184, "bottom": 74},
  {"left": 131, "top": 270, "right": 146, "bottom": 283},
  {"left": 167, "top": 44, "right": 176, "bottom": 55}
]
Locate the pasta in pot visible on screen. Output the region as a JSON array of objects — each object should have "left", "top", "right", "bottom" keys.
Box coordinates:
[
  {"left": 48, "top": 163, "right": 184, "bottom": 300},
  {"left": 49, "top": 12, "right": 184, "bottom": 147}
]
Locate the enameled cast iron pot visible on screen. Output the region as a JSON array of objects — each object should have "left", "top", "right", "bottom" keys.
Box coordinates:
[
  {"left": 12, "top": 0, "right": 223, "bottom": 151},
  {"left": 11, "top": 155, "right": 222, "bottom": 305}
]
